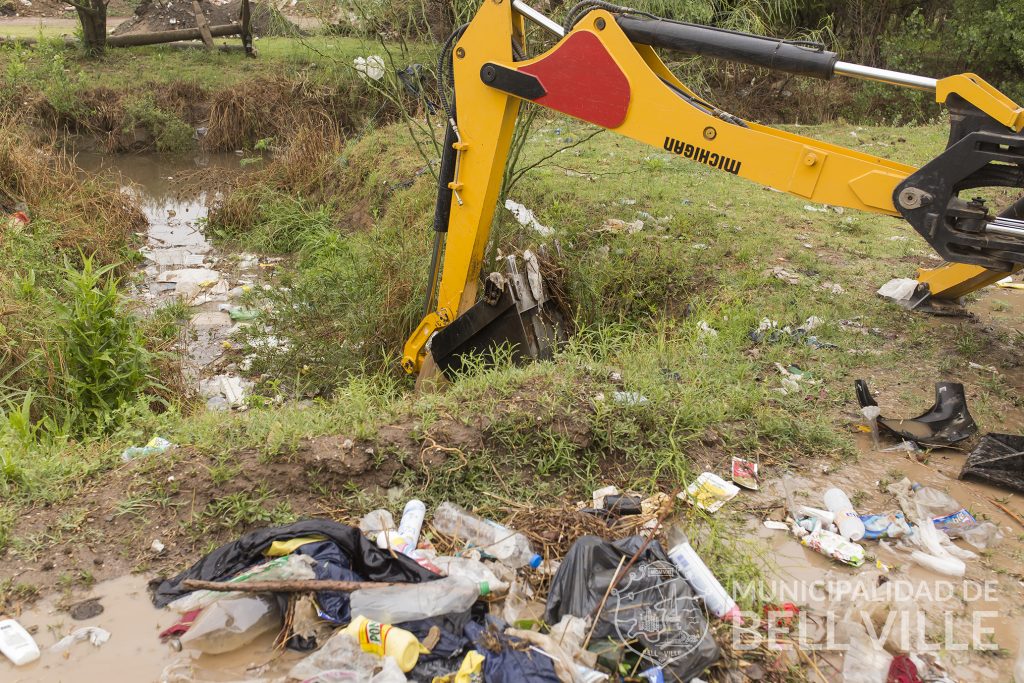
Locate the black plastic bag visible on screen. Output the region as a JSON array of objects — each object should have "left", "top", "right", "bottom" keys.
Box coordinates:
[
  {"left": 960, "top": 433, "right": 1024, "bottom": 492},
  {"left": 544, "top": 536, "right": 720, "bottom": 682}
]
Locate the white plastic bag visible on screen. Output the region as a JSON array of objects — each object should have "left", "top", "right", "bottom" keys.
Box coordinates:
[
  {"left": 289, "top": 632, "right": 406, "bottom": 683},
  {"left": 179, "top": 594, "right": 281, "bottom": 654}
]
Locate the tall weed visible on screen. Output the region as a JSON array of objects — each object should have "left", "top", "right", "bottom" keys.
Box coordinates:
[{"left": 55, "top": 257, "right": 157, "bottom": 434}]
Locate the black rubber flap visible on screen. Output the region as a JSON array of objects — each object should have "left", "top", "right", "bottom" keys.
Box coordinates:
[
  {"left": 854, "top": 379, "right": 977, "bottom": 447},
  {"left": 960, "top": 433, "right": 1024, "bottom": 492}
]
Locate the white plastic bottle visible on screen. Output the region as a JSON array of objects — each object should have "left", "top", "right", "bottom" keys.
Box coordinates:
[
  {"left": 0, "top": 618, "right": 40, "bottom": 666},
  {"left": 665, "top": 527, "right": 741, "bottom": 623},
  {"left": 432, "top": 502, "right": 542, "bottom": 569},
  {"left": 348, "top": 575, "right": 488, "bottom": 623},
  {"left": 377, "top": 499, "right": 426, "bottom": 550},
  {"left": 823, "top": 488, "right": 866, "bottom": 541}
]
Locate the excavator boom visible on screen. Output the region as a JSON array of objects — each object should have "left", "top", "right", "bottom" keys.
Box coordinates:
[{"left": 402, "top": 0, "right": 1024, "bottom": 375}]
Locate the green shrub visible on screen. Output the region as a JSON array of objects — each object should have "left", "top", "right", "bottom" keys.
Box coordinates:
[{"left": 55, "top": 257, "right": 157, "bottom": 435}]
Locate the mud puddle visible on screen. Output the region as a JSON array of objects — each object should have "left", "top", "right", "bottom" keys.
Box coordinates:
[
  {"left": 748, "top": 437, "right": 1024, "bottom": 681},
  {"left": 1, "top": 574, "right": 302, "bottom": 682},
  {"left": 76, "top": 152, "right": 274, "bottom": 408}
]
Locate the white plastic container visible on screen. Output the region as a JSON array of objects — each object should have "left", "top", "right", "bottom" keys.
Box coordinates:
[
  {"left": 823, "top": 488, "right": 866, "bottom": 541},
  {"left": 348, "top": 575, "right": 487, "bottom": 623},
  {"left": 432, "top": 556, "right": 509, "bottom": 594},
  {"left": 377, "top": 499, "right": 426, "bottom": 550},
  {"left": 432, "top": 502, "right": 542, "bottom": 569},
  {"left": 666, "top": 527, "right": 741, "bottom": 623},
  {"left": 0, "top": 618, "right": 40, "bottom": 666}
]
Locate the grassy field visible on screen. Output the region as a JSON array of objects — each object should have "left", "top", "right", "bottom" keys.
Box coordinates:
[{"left": 0, "top": 38, "right": 1022, "bottom": 670}]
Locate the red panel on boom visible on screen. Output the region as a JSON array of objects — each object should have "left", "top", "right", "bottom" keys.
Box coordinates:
[{"left": 518, "top": 31, "right": 630, "bottom": 129}]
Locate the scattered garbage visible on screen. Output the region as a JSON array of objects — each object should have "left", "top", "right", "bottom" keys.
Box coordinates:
[
  {"left": 855, "top": 380, "right": 977, "bottom": 446},
  {"left": 961, "top": 432, "right": 1024, "bottom": 492},
  {"left": 665, "top": 526, "right": 741, "bottom": 622},
  {"left": 611, "top": 390, "right": 649, "bottom": 405},
  {"left": 50, "top": 626, "right": 111, "bottom": 653},
  {"left": 179, "top": 594, "right": 280, "bottom": 654},
  {"left": 505, "top": 198, "right": 553, "bottom": 236},
  {"left": 752, "top": 317, "right": 836, "bottom": 349},
  {"left": 765, "top": 266, "right": 801, "bottom": 284},
  {"left": 681, "top": 472, "right": 740, "bottom": 513},
  {"left": 289, "top": 630, "right": 406, "bottom": 682},
  {"left": 824, "top": 487, "right": 866, "bottom": 541},
  {"left": 0, "top": 618, "right": 40, "bottom": 666},
  {"left": 199, "top": 374, "right": 252, "bottom": 410},
  {"left": 730, "top": 456, "right": 759, "bottom": 490},
  {"left": 349, "top": 575, "right": 487, "bottom": 624},
  {"left": 227, "top": 306, "right": 260, "bottom": 321},
  {"left": 877, "top": 277, "right": 921, "bottom": 303},
  {"left": 696, "top": 320, "right": 718, "bottom": 337},
  {"left": 798, "top": 527, "right": 865, "bottom": 567},
  {"left": 432, "top": 501, "right": 542, "bottom": 568},
  {"left": 353, "top": 55, "right": 386, "bottom": 81},
  {"left": 120, "top": 436, "right": 173, "bottom": 462},
  {"left": 545, "top": 536, "right": 720, "bottom": 681},
  {"left": 859, "top": 511, "right": 911, "bottom": 540},
  {"left": 343, "top": 615, "right": 427, "bottom": 672},
  {"left": 151, "top": 538, "right": 166, "bottom": 554}
]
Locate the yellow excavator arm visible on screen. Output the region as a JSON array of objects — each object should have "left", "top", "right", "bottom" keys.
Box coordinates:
[{"left": 402, "top": 0, "right": 1024, "bottom": 375}]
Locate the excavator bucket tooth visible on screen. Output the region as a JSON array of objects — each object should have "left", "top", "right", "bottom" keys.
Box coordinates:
[{"left": 430, "top": 254, "right": 567, "bottom": 377}]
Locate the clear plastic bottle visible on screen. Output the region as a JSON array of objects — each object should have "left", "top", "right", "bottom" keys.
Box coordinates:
[
  {"left": 911, "top": 484, "right": 962, "bottom": 518},
  {"left": 665, "top": 527, "right": 741, "bottom": 622},
  {"left": 432, "top": 502, "right": 542, "bottom": 569},
  {"left": 348, "top": 575, "right": 487, "bottom": 624},
  {"left": 432, "top": 556, "right": 509, "bottom": 593},
  {"left": 823, "top": 487, "right": 866, "bottom": 541}
]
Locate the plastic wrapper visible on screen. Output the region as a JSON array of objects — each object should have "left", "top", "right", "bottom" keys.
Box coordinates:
[
  {"left": 859, "top": 511, "right": 911, "bottom": 540},
  {"left": 730, "top": 457, "right": 759, "bottom": 490},
  {"left": 179, "top": 594, "right": 281, "bottom": 654},
  {"left": 289, "top": 632, "right": 406, "bottom": 683},
  {"left": 680, "top": 472, "right": 739, "bottom": 513},
  {"left": 931, "top": 508, "right": 977, "bottom": 538},
  {"left": 798, "top": 528, "right": 865, "bottom": 567},
  {"left": 544, "top": 536, "right": 719, "bottom": 682},
  {"left": 962, "top": 521, "right": 1004, "bottom": 550}
]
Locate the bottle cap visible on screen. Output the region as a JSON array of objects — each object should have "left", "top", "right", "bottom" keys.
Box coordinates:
[
  {"left": 722, "top": 605, "right": 743, "bottom": 624},
  {"left": 528, "top": 554, "right": 542, "bottom": 569},
  {"left": 478, "top": 581, "right": 490, "bottom": 596}
]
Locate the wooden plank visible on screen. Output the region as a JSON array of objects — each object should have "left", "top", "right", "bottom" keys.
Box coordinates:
[
  {"left": 106, "top": 22, "right": 241, "bottom": 47},
  {"left": 192, "top": 0, "right": 215, "bottom": 48}
]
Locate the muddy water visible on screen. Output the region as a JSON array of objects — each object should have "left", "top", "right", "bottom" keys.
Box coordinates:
[
  {"left": 750, "top": 437, "right": 1024, "bottom": 681},
  {"left": 75, "top": 152, "right": 268, "bottom": 405},
  {"left": 1, "top": 575, "right": 303, "bottom": 682}
]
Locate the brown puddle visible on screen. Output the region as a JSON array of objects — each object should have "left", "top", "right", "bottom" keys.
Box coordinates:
[
  {"left": 1, "top": 574, "right": 304, "bottom": 682},
  {"left": 749, "top": 436, "right": 1024, "bottom": 681}
]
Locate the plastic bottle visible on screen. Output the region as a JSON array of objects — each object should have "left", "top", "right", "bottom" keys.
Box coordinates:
[
  {"left": 0, "top": 618, "right": 40, "bottom": 666},
  {"left": 432, "top": 502, "right": 542, "bottom": 569},
  {"left": 348, "top": 575, "right": 487, "bottom": 623},
  {"left": 431, "top": 556, "right": 509, "bottom": 593},
  {"left": 911, "top": 484, "right": 962, "bottom": 518},
  {"left": 377, "top": 499, "right": 426, "bottom": 550},
  {"left": 342, "top": 615, "right": 424, "bottom": 672},
  {"left": 665, "top": 527, "right": 741, "bottom": 623},
  {"left": 823, "top": 488, "right": 866, "bottom": 541}
]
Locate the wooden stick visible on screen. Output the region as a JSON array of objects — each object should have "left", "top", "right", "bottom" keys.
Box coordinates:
[
  {"left": 192, "top": 0, "right": 215, "bottom": 48},
  {"left": 182, "top": 578, "right": 400, "bottom": 592},
  {"left": 990, "top": 498, "right": 1024, "bottom": 529}
]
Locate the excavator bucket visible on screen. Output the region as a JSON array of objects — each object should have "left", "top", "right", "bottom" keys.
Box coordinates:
[{"left": 429, "top": 253, "right": 567, "bottom": 377}]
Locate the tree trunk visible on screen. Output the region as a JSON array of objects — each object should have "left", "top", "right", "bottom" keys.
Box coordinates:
[{"left": 75, "top": 0, "right": 107, "bottom": 56}]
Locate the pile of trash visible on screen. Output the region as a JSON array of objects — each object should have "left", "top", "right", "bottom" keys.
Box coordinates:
[{"left": 126, "top": 496, "right": 742, "bottom": 682}]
